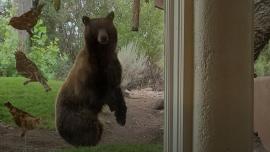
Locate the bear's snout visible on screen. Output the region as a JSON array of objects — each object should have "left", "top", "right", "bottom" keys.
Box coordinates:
[{"left": 97, "top": 29, "right": 109, "bottom": 45}]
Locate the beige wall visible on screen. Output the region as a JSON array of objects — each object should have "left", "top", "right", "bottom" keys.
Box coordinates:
[
  {"left": 165, "top": 0, "right": 254, "bottom": 151},
  {"left": 254, "top": 76, "right": 270, "bottom": 151},
  {"left": 193, "top": 0, "right": 253, "bottom": 152}
]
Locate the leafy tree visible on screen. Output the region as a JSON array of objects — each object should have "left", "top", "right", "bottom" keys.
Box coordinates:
[
  {"left": 0, "top": 4, "right": 18, "bottom": 76},
  {"left": 114, "top": 0, "right": 164, "bottom": 62},
  {"left": 0, "top": 0, "right": 164, "bottom": 80},
  {"left": 40, "top": 0, "right": 164, "bottom": 62},
  {"left": 29, "top": 20, "right": 69, "bottom": 79}
]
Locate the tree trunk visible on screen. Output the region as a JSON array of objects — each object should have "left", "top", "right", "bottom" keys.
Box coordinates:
[
  {"left": 13, "top": 0, "right": 32, "bottom": 52},
  {"left": 132, "top": 0, "right": 140, "bottom": 31}
]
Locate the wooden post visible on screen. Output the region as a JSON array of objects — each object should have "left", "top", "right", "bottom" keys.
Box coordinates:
[{"left": 132, "top": 0, "right": 140, "bottom": 31}]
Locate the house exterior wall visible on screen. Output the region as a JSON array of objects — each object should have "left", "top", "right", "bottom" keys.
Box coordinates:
[
  {"left": 165, "top": 0, "right": 253, "bottom": 151},
  {"left": 254, "top": 76, "right": 270, "bottom": 151},
  {"left": 193, "top": 0, "right": 253, "bottom": 152}
]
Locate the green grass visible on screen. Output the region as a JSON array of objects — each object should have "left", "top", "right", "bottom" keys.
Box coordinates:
[
  {"left": 0, "top": 77, "right": 163, "bottom": 152},
  {"left": 0, "top": 77, "right": 62, "bottom": 129},
  {"left": 53, "top": 144, "right": 163, "bottom": 152}
]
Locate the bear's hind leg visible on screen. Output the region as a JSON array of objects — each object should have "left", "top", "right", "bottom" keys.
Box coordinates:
[{"left": 56, "top": 106, "right": 103, "bottom": 146}]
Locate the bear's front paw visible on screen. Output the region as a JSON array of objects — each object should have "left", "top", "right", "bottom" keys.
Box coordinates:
[{"left": 115, "top": 109, "right": 126, "bottom": 126}]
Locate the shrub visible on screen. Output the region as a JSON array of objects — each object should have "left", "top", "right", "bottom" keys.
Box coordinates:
[
  {"left": 255, "top": 43, "right": 270, "bottom": 76},
  {"left": 145, "top": 63, "right": 164, "bottom": 91},
  {"left": 118, "top": 42, "right": 164, "bottom": 90},
  {"left": 118, "top": 42, "right": 148, "bottom": 89}
]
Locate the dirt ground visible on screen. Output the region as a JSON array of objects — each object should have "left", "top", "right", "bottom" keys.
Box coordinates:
[{"left": 0, "top": 89, "right": 164, "bottom": 152}]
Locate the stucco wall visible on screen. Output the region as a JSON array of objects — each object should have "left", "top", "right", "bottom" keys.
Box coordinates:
[
  {"left": 193, "top": 0, "right": 253, "bottom": 152},
  {"left": 254, "top": 76, "right": 270, "bottom": 151}
]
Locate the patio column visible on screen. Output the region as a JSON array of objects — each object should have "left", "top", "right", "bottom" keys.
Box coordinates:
[{"left": 193, "top": 0, "right": 253, "bottom": 152}]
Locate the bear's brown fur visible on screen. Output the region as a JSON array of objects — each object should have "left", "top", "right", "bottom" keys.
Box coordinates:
[{"left": 55, "top": 12, "right": 127, "bottom": 146}]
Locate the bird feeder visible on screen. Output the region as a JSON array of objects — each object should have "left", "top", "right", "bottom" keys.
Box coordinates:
[{"left": 155, "top": 0, "right": 164, "bottom": 10}]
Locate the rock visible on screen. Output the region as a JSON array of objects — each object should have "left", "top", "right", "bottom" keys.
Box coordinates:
[
  {"left": 7, "top": 125, "right": 14, "bottom": 130},
  {"left": 123, "top": 89, "right": 132, "bottom": 98},
  {"left": 153, "top": 99, "right": 164, "bottom": 110}
]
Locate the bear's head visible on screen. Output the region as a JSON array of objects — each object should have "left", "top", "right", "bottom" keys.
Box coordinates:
[{"left": 82, "top": 12, "right": 117, "bottom": 49}]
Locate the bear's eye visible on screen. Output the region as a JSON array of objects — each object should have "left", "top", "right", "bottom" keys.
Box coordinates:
[{"left": 82, "top": 16, "right": 90, "bottom": 25}]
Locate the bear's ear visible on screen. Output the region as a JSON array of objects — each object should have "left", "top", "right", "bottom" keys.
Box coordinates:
[
  {"left": 82, "top": 16, "right": 90, "bottom": 25},
  {"left": 106, "top": 11, "right": 114, "bottom": 21}
]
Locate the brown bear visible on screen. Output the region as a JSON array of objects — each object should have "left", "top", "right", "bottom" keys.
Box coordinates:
[{"left": 55, "top": 12, "right": 127, "bottom": 146}]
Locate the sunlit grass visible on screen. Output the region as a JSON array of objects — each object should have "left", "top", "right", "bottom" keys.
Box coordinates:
[
  {"left": 0, "top": 77, "right": 62, "bottom": 129},
  {"left": 0, "top": 77, "right": 163, "bottom": 152}
]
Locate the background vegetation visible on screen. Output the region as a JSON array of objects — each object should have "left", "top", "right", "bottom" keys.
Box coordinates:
[
  {"left": 255, "top": 43, "right": 270, "bottom": 76},
  {"left": 0, "top": 0, "right": 164, "bottom": 89},
  {"left": 0, "top": 1, "right": 164, "bottom": 151}
]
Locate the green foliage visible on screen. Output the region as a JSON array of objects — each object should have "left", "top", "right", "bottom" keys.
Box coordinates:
[
  {"left": 114, "top": 0, "right": 164, "bottom": 62},
  {"left": 53, "top": 144, "right": 163, "bottom": 152},
  {"left": 0, "top": 77, "right": 62, "bottom": 129},
  {"left": 0, "top": 0, "right": 164, "bottom": 80},
  {"left": 41, "top": 0, "right": 164, "bottom": 62},
  {"left": 0, "top": 8, "right": 19, "bottom": 76},
  {"left": 30, "top": 20, "right": 69, "bottom": 79},
  {"left": 255, "top": 43, "right": 270, "bottom": 76}
]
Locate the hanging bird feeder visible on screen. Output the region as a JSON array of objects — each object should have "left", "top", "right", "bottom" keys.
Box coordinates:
[{"left": 155, "top": 0, "right": 164, "bottom": 10}]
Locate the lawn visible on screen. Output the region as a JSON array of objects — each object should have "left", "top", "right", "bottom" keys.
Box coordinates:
[
  {"left": 0, "top": 77, "right": 62, "bottom": 129},
  {"left": 0, "top": 77, "right": 163, "bottom": 152},
  {"left": 54, "top": 144, "right": 163, "bottom": 152}
]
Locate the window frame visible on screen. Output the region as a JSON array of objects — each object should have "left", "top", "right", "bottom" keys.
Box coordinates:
[{"left": 164, "top": 0, "right": 194, "bottom": 152}]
